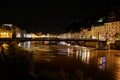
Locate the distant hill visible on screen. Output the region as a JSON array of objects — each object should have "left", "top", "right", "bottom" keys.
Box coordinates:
[{"left": 65, "top": 4, "right": 120, "bottom": 32}]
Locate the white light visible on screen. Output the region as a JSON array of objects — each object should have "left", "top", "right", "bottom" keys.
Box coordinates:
[
  {"left": 18, "top": 43, "right": 21, "bottom": 46},
  {"left": 3, "top": 24, "right": 13, "bottom": 27},
  {"left": 67, "top": 43, "right": 70, "bottom": 46},
  {"left": 16, "top": 33, "right": 21, "bottom": 38},
  {"left": 26, "top": 34, "right": 31, "bottom": 38}
]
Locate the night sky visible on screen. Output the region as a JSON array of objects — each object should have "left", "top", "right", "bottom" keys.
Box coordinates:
[{"left": 0, "top": 0, "right": 119, "bottom": 33}]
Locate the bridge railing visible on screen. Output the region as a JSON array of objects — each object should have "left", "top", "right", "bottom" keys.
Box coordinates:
[{"left": 0, "top": 37, "right": 106, "bottom": 42}]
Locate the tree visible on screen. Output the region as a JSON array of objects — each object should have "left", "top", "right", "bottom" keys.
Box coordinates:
[{"left": 0, "top": 41, "right": 36, "bottom": 80}]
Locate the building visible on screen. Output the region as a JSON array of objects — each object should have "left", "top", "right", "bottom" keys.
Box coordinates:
[
  {"left": 0, "top": 24, "right": 27, "bottom": 38},
  {"left": 104, "top": 21, "right": 120, "bottom": 37},
  {"left": 0, "top": 29, "right": 12, "bottom": 38},
  {"left": 81, "top": 21, "right": 120, "bottom": 40},
  {"left": 0, "top": 24, "right": 12, "bottom": 38}
]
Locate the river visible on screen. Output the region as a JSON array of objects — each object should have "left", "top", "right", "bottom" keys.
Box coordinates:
[{"left": 18, "top": 41, "right": 120, "bottom": 80}]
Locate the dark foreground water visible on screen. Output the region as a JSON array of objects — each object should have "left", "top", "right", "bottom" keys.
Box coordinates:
[{"left": 18, "top": 41, "right": 120, "bottom": 80}]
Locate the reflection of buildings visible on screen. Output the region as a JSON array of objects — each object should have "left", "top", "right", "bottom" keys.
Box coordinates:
[
  {"left": 98, "top": 57, "right": 106, "bottom": 70},
  {"left": 80, "top": 48, "right": 90, "bottom": 64},
  {"left": 18, "top": 41, "right": 31, "bottom": 49},
  {"left": 113, "top": 56, "right": 120, "bottom": 80},
  {"left": 92, "top": 50, "right": 115, "bottom": 70},
  {"left": 68, "top": 47, "right": 91, "bottom": 64}
]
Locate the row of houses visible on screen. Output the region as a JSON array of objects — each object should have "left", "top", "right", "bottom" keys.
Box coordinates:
[
  {"left": 58, "top": 21, "right": 120, "bottom": 41},
  {"left": 0, "top": 24, "right": 26, "bottom": 38},
  {"left": 80, "top": 21, "right": 120, "bottom": 40},
  {"left": 0, "top": 24, "right": 57, "bottom": 39},
  {"left": 2, "top": 21, "right": 120, "bottom": 40}
]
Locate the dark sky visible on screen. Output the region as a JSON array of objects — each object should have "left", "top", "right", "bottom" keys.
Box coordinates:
[{"left": 0, "top": 0, "right": 119, "bottom": 33}]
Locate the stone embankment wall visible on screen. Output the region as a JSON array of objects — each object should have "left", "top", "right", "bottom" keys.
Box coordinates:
[
  {"left": 79, "top": 41, "right": 107, "bottom": 50},
  {"left": 114, "top": 41, "right": 120, "bottom": 50}
]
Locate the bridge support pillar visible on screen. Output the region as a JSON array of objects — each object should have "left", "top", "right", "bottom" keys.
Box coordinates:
[{"left": 96, "top": 41, "right": 107, "bottom": 50}]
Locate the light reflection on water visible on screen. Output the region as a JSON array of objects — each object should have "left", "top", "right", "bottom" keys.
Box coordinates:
[
  {"left": 18, "top": 41, "right": 31, "bottom": 49},
  {"left": 68, "top": 47, "right": 91, "bottom": 64},
  {"left": 113, "top": 56, "right": 120, "bottom": 80},
  {"left": 19, "top": 41, "right": 120, "bottom": 80}
]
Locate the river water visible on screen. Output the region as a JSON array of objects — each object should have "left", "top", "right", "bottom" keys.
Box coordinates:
[{"left": 18, "top": 41, "right": 120, "bottom": 80}]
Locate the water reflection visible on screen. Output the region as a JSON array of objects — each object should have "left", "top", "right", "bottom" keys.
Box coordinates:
[
  {"left": 114, "top": 56, "right": 120, "bottom": 80},
  {"left": 98, "top": 57, "right": 106, "bottom": 70},
  {"left": 65, "top": 46, "right": 120, "bottom": 80},
  {"left": 19, "top": 41, "right": 120, "bottom": 80},
  {"left": 67, "top": 46, "right": 92, "bottom": 64},
  {"left": 18, "top": 41, "right": 31, "bottom": 49}
]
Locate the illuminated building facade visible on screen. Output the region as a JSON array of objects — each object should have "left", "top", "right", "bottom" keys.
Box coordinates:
[
  {"left": 0, "top": 24, "right": 26, "bottom": 38},
  {"left": 104, "top": 21, "right": 120, "bottom": 37},
  {"left": 0, "top": 24, "right": 12, "bottom": 38},
  {"left": 82, "top": 21, "right": 120, "bottom": 40},
  {"left": 0, "top": 29, "right": 12, "bottom": 38},
  {"left": 83, "top": 29, "right": 91, "bottom": 39}
]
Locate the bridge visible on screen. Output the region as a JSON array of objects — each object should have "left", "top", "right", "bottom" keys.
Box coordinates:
[
  {"left": 0, "top": 37, "right": 106, "bottom": 41},
  {"left": 0, "top": 37, "right": 107, "bottom": 49}
]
